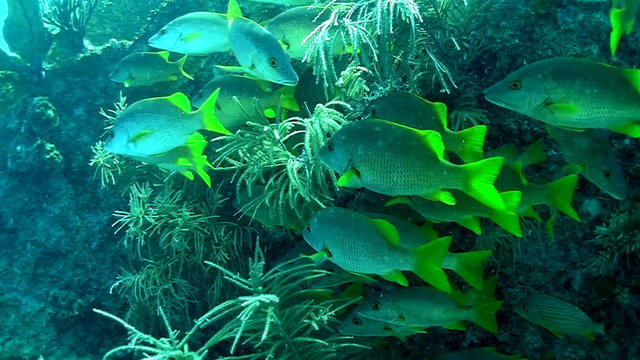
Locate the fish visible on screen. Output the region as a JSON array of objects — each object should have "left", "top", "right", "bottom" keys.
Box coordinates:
[
  {"left": 105, "top": 91, "right": 230, "bottom": 158},
  {"left": 192, "top": 75, "right": 299, "bottom": 129},
  {"left": 437, "top": 347, "right": 527, "bottom": 360},
  {"left": 546, "top": 126, "right": 627, "bottom": 200},
  {"left": 220, "top": 0, "right": 298, "bottom": 86},
  {"left": 129, "top": 132, "right": 214, "bottom": 186},
  {"left": 303, "top": 206, "right": 454, "bottom": 292},
  {"left": 340, "top": 278, "right": 502, "bottom": 336},
  {"left": 319, "top": 118, "right": 506, "bottom": 210},
  {"left": 484, "top": 57, "right": 640, "bottom": 137},
  {"left": 266, "top": 6, "right": 345, "bottom": 60},
  {"left": 386, "top": 191, "right": 522, "bottom": 238},
  {"left": 148, "top": 12, "right": 231, "bottom": 55},
  {"left": 515, "top": 294, "right": 605, "bottom": 339},
  {"left": 610, "top": 0, "right": 640, "bottom": 56},
  {"left": 109, "top": 51, "right": 193, "bottom": 87},
  {"left": 366, "top": 213, "right": 494, "bottom": 289},
  {"left": 370, "top": 91, "right": 487, "bottom": 163}
]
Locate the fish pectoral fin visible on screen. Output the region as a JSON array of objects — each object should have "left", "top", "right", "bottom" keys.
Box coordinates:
[
  {"left": 545, "top": 102, "right": 581, "bottom": 117},
  {"left": 215, "top": 65, "right": 246, "bottom": 73},
  {"left": 263, "top": 108, "right": 277, "bottom": 119},
  {"left": 337, "top": 168, "right": 361, "bottom": 188},
  {"left": 562, "top": 163, "right": 585, "bottom": 175},
  {"left": 182, "top": 31, "right": 203, "bottom": 42},
  {"left": 300, "top": 251, "right": 330, "bottom": 264},
  {"left": 130, "top": 130, "right": 153, "bottom": 143}
]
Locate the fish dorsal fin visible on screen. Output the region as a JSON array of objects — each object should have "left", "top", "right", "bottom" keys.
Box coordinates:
[
  {"left": 227, "top": 0, "right": 243, "bottom": 21},
  {"left": 417, "top": 129, "right": 445, "bottom": 160},
  {"left": 130, "top": 130, "right": 153, "bottom": 143},
  {"left": 418, "top": 96, "right": 448, "bottom": 130},
  {"left": 157, "top": 51, "right": 170, "bottom": 61},
  {"left": 166, "top": 92, "right": 192, "bottom": 113},
  {"left": 368, "top": 218, "right": 401, "bottom": 247}
]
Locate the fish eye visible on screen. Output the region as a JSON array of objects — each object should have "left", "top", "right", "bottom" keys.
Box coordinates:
[
  {"left": 603, "top": 169, "right": 612, "bottom": 178},
  {"left": 510, "top": 80, "right": 522, "bottom": 90},
  {"left": 522, "top": 304, "right": 529, "bottom": 310},
  {"left": 326, "top": 141, "right": 334, "bottom": 152},
  {"left": 268, "top": 57, "right": 279, "bottom": 68},
  {"left": 351, "top": 317, "right": 362, "bottom": 325},
  {"left": 305, "top": 225, "right": 311, "bottom": 232},
  {"left": 372, "top": 301, "right": 382, "bottom": 310},
  {"left": 159, "top": 28, "right": 168, "bottom": 35}
]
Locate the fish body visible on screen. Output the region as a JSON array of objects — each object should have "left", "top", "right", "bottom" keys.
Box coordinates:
[
  {"left": 266, "top": 6, "right": 343, "bottom": 60},
  {"left": 105, "top": 91, "right": 229, "bottom": 158},
  {"left": 370, "top": 91, "right": 487, "bottom": 163},
  {"left": 319, "top": 118, "right": 506, "bottom": 210},
  {"left": 148, "top": 12, "right": 231, "bottom": 55},
  {"left": 387, "top": 191, "right": 522, "bottom": 238},
  {"left": 610, "top": 0, "right": 640, "bottom": 56},
  {"left": 367, "top": 213, "right": 493, "bottom": 289},
  {"left": 109, "top": 51, "right": 193, "bottom": 87},
  {"left": 340, "top": 280, "right": 502, "bottom": 335},
  {"left": 515, "top": 294, "right": 605, "bottom": 339},
  {"left": 546, "top": 126, "right": 626, "bottom": 200},
  {"left": 192, "top": 75, "right": 299, "bottom": 129},
  {"left": 225, "top": 0, "right": 298, "bottom": 85},
  {"left": 484, "top": 57, "right": 640, "bottom": 137},
  {"left": 303, "top": 207, "right": 453, "bottom": 291}
]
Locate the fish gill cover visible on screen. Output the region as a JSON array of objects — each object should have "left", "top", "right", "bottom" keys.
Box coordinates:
[{"left": 0, "top": 0, "right": 639, "bottom": 359}]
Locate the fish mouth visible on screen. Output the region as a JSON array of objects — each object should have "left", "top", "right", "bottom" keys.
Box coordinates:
[
  {"left": 278, "top": 78, "right": 299, "bottom": 86},
  {"left": 483, "top": 93, "right": 506, "bottom": 108}
]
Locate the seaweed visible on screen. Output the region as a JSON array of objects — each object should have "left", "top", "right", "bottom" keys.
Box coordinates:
[{"left": 96, "top": 245, "right": 365, "bottom": 359}]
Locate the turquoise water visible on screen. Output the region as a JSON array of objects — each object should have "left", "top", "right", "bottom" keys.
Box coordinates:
[{"left": 0, "top": 1, "right": 638, "bottom": 359}]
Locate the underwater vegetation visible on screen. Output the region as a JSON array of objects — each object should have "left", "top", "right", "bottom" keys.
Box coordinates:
[{"left": 1, "top": 0, "right": 640, "bottom": 359}]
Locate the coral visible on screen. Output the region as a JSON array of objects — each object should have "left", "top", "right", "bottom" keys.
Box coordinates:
[
  {"left": 26, "top": 96, "right": 60, "bottom": 134},
  {"left": 41, "top": 0, "right": 98, "bottom": 52},
  {"left": 213, "top": 102, "right": 351, "bottom": 230},
  {"left": 96, "top": 246, "right": 364, "bottom": 359},
  {"left": 89, "top": 141, "right": 122, "bottom": 188},
  {"left": 591, "top": 201, "right": 640, "bottom": 274}
]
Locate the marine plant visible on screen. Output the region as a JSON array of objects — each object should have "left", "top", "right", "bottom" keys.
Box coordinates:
[
  {"left": 109, "top": 181, "right": 251, "bottom": 318},
  {"left": 213, "top": 101, "right": 351, "bottom": 230},
  {"left": 96, "top": 245, "right": 365, "bottom": 359},
  {"left": 304, "top": 0, "right": 422, "bottom": 91},
  {"left": 40, "top": 0, "right": 98, "bottom": 51}
]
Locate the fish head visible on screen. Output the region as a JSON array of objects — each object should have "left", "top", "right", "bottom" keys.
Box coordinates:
[
  {"left": 484, "top": 66, "right": 550, "bottom": 116},
  {"left": 108, "top": 64, "right": 129, "bottom": 83},
  {"left": 251, "top": 46, "right": 298, "bottom": 86},
  {"left": 319, "top": 132, "right": 352, "bottom": 174},
  {"left": 584, "top": 160, "right": 627, "bottom": 200},
  {"left": 339, "top": 310, "right": 391, "bottom": 336},
  {"left": 302, "top": 208, "right": 333, "bottom": 253},
  {"left": 149, "top": 24, "right": 183, "bottom": 51},
  {"left": 104, "top": 127, "right": 133, "bottom": 156},
  {"left": 230, "top": 19, "right": 299, "bottom": 85}
]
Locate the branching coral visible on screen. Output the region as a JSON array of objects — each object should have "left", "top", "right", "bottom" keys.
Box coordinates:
[
  {"left": 96, "top": 246, "right": 365, "bottom": 359},
  {"left": 213, "top": 102, "right": 351, "bottom": 231},
  {"left": 591, "top": 202, "right": 640, "bottom": 274}
]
